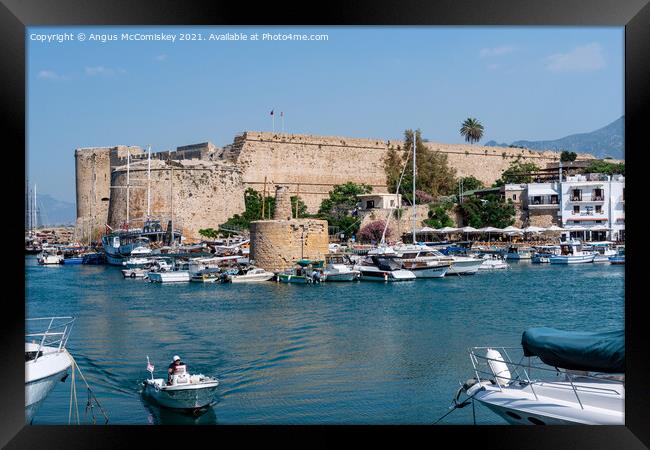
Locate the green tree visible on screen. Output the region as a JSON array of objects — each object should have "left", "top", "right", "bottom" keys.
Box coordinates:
[
  {"left": 560, "top": 151, "right": 578, "bottom": 162},
  {"left": 198, "top": 228, "right": 219, "bottom": 240},
  {"left": 423, "top": 201, "right": 455, "bottom": 229},
  {"left": 459, "top": 194, "right": 516, "bottom": 228},
  {"left": 290, "top": 196, "right": 309, "bottom": 218},
  {"left": 583, "top": 160, "right": 625, "bottom": 176},
  {"left": 493, "top": 161, "right": 540, "bottom": 187},
  {"left": 460, "top": 118, "right": 484, "bottom": 144},
  {"left": 317, "top": 182, "right": 372, "bottom": 237},
  {"left": 384, "top": 129, "right": 457, "bottom": 205},
  {"left": 220, "top": 188, "right": 276, "bottom": 234},
  {"left": 458, "top": 176, "right": 484, "bottom": 193}
]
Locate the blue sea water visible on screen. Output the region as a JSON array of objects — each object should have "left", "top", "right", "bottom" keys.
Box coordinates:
[{"left": 25, "top": 256, "right": 624, "bottom": 425}]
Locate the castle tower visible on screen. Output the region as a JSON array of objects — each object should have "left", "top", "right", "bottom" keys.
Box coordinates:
[{"left": 274, "top": 185, "right": 293, "bottom": 220}]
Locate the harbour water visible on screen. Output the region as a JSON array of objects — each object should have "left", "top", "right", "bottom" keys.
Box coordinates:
[{"left": 25, "top": 255, "right": 624, "bottom": 425}]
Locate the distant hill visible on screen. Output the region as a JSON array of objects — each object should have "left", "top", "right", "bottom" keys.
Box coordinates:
[
  {"left": 485, "top": 116, "right": 624, "bottom": 160},
  {"left": 33, "top": 194, "right": 76, "bottom": 227}
]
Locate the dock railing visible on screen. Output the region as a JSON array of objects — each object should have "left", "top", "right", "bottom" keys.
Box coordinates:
[
  {"left": 26, "top": 317, "right": 75, "bottom": 362},
  {"left": 468, "top": 346, "right": 623, "bottom": 409}
]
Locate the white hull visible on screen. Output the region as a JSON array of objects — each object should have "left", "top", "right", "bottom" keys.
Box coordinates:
[
  {"left": 122, "top": 269, "right": 147, "bottom": 278},
  {"left": 148, "top": 271, "right": 191, "bottom": 283},
  {"left": 478, "top": 261, "right": 509, "bottom": 270},
  {"left": 143, "top": 379, "right": 219, "bottom": 410},
  {"left": 25, "top": 346, "right": 72, "bottom": 423},
  {"left": 472, "top": 381, "right": 624, "bottom": 425},
  {"left": 323, "top": 272, "right": 359, "bottom": 281},
  {"left": 38, "top": 255, "right": 63, "bottom": 265},
  {"left": 356, "top": 266, "right": 416, "bottom": 282},
  {"left": 549, "top": 254, "right": 595, "bottom": 264},
  {"left": 230, "top": 273, "right": 275, "bottom": 283},
  {"left": 447, "top": 258, "right": 483, "bottom": 275},
  {"left": 410, "top": 266, "right": 449, "bottom": 278},
  {"left": 593, "top": 255, "right": 614, "bottom": 263}
]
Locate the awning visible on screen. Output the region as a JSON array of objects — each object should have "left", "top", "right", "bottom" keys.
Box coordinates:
[
  {"left": 527, "top": 185, "right": 559, "bottom": 196},
  {"left": 521, "top": 327, "right": 624, "bottom": 373}
]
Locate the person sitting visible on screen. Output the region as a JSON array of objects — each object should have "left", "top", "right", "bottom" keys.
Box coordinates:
[{"left": 167, "top": 355, "right": 187, "bottom": 385}]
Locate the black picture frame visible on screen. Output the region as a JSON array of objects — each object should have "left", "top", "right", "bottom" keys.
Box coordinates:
[{"left": 3, "top": 0, "right": 648, "bottom": 447}]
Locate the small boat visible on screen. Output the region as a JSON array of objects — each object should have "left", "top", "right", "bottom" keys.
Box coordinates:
[
  {"left": 26, "top": 317, "right": 75, "bottom": 423},
  {"left": 549, "top": 240, "right": 595, "bottom": 264},
  {"left": 392, "top": 245, "right": 451, "bottom": 278},
  {"left": 226, "top": 266, "right": 275, "bottom": 283},
  {"left": 277, "top": 260, "right": 324, "bottom": 284},
  {"left": 608, "top": 246, "right": 625, "bottom": 265},
  {"left": 586, "top": 242, "right": 617, "bottom": 263},
  {"left": 147, "top": 270, "right": 191, "bottom": 283},
  {"left": 451, "top": 327, "right": 624, "bottom": 425},
  {"left": 122, "top": 268, "right": 148, "bottom": 279},
  {"left": 478, "top": 253, "right": 509, "bottom": 270},
  {"left": 354, "top": 254, "right": 416, "bottom": 282},
  {"left": 503, "top": 245, "right": 534, "bottom": 260},
  {"left": 320, "top": 254, "right": 361, "bottom": 281},
  {"left": 531, "top": 245, "right": 561, "bottom": 263},
  {"left": 190, "top": 267, "right": 224, "bottom": 283},
  {"left": 37, "top": 249, "right": 64, "bottom": 265},
  {"left": 142, "top": 358, "right": 219, "bottom": 411}
]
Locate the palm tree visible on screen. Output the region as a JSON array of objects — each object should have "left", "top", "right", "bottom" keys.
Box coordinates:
[{"left": 460, "top": 118, "right": 484, "bottom": 144}]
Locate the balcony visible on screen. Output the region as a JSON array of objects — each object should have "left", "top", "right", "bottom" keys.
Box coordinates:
[
  {"left": 527, "top": 201, "right": 559, "bottom": 210},
  {"left": 568, "top": 196, "right": 605, "bottom": 203}
]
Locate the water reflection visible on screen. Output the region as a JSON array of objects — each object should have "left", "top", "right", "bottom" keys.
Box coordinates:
[{"left": 141, "top": 399, "right": 218, "bottom": 425}]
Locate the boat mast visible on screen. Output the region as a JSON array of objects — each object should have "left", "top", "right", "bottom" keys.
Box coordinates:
[
  {"left": 126, "top": 149, "right": 130, "bottom": 227},
  {"left": 147, "top": 145, "right": 151, "bottom": 219},
  {"left": 412, "top": 132, "right": 416, "bottom": 244},
  {"left": 170, "top": 157, "right": 174, "bottom": 245},
  {"left": 33, "top": 184, "right": 37, "bottom": 231}
]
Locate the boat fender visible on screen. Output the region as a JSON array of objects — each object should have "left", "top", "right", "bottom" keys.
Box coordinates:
[
  {"left": 486, "top": 348, "right": 511, "bottom": 386},
  {"left": 384, "top": 272, "right": 388, "bottom": 281},
  {"left": 465, "top": 382, "right": 485, "bottom": 397}
]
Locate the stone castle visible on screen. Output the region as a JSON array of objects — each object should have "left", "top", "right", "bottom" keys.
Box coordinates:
[{"left": 74, "top": 131, "right": 596, "bottom": 240}]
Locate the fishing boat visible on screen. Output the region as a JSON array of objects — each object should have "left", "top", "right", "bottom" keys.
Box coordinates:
[
  {"left": 62, "top": 255, "right": 84, "bottom": 265},
  {"left": 503, "top": 245, "right": 534, "bottom": 260},
  {"left": 142, "top": 358, "right": 219, "bottom": 411},
  {"left": 319, "top": 254, "right": 360, "bottom": 281},
  {"left": 608, "top": 246, "right": 625, "bottom": 265},
  {"left": 37, "top": 248, "right": 64, "bottom": 265},
  {"left": 451, "top": 327, "right": 624, "bottom": 425},
  {"left": 392, "top": 245, "right": 451, "bottom": 278},
  {"left": 549, "top": 240, "right": 595, "bottom": 264},
  {"left": 277, "top": 260, "right": 325, "bottom": 283},
  {"left": 354, "top": 251, "right": 416, "bottom": 282},
  {"left": 25, "top": 317, "right": 75, "bottom": 423},
  {"left": 531, "top": 245, "right": 561, "bottom": 263},
  {"left": 226, "top": 266, "right": 275, "bottom": 283}
]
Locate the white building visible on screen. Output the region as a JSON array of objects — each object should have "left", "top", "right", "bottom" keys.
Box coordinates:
[
  {"left": 357, "top": 193, "right": 402, "bottom": 210},
  {"left": 560, "top": 173, "right": 625, "bottom": 241}
]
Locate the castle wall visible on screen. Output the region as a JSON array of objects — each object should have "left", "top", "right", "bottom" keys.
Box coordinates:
[
  {"left": 106, "top": 160, "right": 244, "bottom": 240},
  {"left": 228, "top": 132, "right": 593, "bottom": 213}
]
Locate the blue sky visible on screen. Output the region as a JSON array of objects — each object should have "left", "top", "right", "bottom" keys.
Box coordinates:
[{"left": 27, "top": 26, "right": 624, "bottom": 202}]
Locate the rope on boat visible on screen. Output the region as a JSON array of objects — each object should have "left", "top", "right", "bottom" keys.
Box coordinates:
[
  {"left": 67, "top": 353, "right": 109, "bottom": 424},
  {"left": 432, "top": 383, "right": 484, "bottom": 425}
]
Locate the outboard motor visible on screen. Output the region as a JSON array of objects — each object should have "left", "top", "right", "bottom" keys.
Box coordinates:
[{"left": 312, "top": 271, "right": 321, "bottom": 284}]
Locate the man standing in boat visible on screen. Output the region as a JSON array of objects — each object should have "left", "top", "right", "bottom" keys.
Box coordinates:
[{"left": 167, "top": 355, "right": 186, "bottom": 385}]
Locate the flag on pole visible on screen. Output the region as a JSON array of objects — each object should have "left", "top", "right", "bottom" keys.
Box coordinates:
[
  {"left": 270, "top": 110, "right": 274, "bottom": 116},
  {"left": 146, "top": 356, "right": 154, "bottom": 373}
]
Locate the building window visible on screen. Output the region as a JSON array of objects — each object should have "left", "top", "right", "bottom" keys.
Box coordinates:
[
  {"left": 573, "top": 205, "right": 580, "bottom": 214},
  {"left": 593, "top": 188, "right": 603, "bottom": 201},
  {"left": 595, "top": 205, "right": 602, "bottom": 214},
  {"left": 366, "top": 200, "right": 375, "bottom": 209},
  {"left": 390, "top": 200, "right": 395, "bottom": 207},
  {"left": 512, "top": 194, "right": 517, "bottom": 200},
  {"left": 571, "top": 189, "right": 582, "bottom": 201},
  {"left": 550, "top": 195, "right": 558, "bottom": 204}
]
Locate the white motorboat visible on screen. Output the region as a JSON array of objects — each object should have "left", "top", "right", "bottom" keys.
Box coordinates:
[
  {"left": 37, "top": 249, "right": 63, "bottom": 265},
  {"left": 585, "top": 242, "right": 617, "bottom": 263},
  {"left": 321, "top": 254, "right": 361, "bottom": 281},
  {"left": 452, "top": 327, "right": 624, "bottom": 425},
  {"left": 478, "top": 253, "right": 509, "bottom": 270},
  {"left": 122, "top": 268, "right": 148, "bottom": 279},
  {"left": 122, "top": 256, "right": 154, "bottom": 268},
  {"left": 147, "top": 270, "right": 191, "bottom": 283},
  {"left": 227, "top": 267, "right": 275, "bottom": 283},
  {"left": 531, "top": 245, "right": 561, "bottom": 263},
  {"left": 142, "top": 358, "right": 219, "bottom": 411},
  {"left": 25, "top": 317, "right": 75, "bottom": 423},
  {"left": 391, "top": 245, "right": 451, "bottom": 278},
  {"left": 549, "top": 240, "right": 595, "bottom": 264},
  {"left": 354, "top": 253, "right": 416, "bottom": 282}
]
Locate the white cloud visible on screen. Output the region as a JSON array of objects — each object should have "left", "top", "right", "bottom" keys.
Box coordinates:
[
  {"left": 480, "top": 45, "right": 516, "bottom": 58},
  {"left": 155, "top": 54, "right": 168, "bottom": 62},
  {"left": 85, "top": 66, "right": 126, "bottom": 76},
  {"left": 544, "top": 43, "right": 606, "bottom": 72},
  {"left": 37, "top": 70, "right": 65, "bottom": 80}
]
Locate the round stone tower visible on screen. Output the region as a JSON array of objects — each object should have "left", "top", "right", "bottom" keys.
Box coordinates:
[{"left": 249, "top": 185, "right": 329, "bottom": 271}]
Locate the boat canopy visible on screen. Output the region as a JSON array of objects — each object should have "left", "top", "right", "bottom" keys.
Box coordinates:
[
  {"left": 521, "top": 327, "right": 624, "bottom": 374},
  {"left": 296, "top": 259, "right": 324, "bottom": 268}
]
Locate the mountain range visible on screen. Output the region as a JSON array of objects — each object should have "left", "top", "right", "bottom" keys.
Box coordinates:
[
  {"left": 485, "top": 116, "right": 624, "bottom": 160},
  {"left": 28, "top": 194, "right": 76, "bottom": 227}
]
